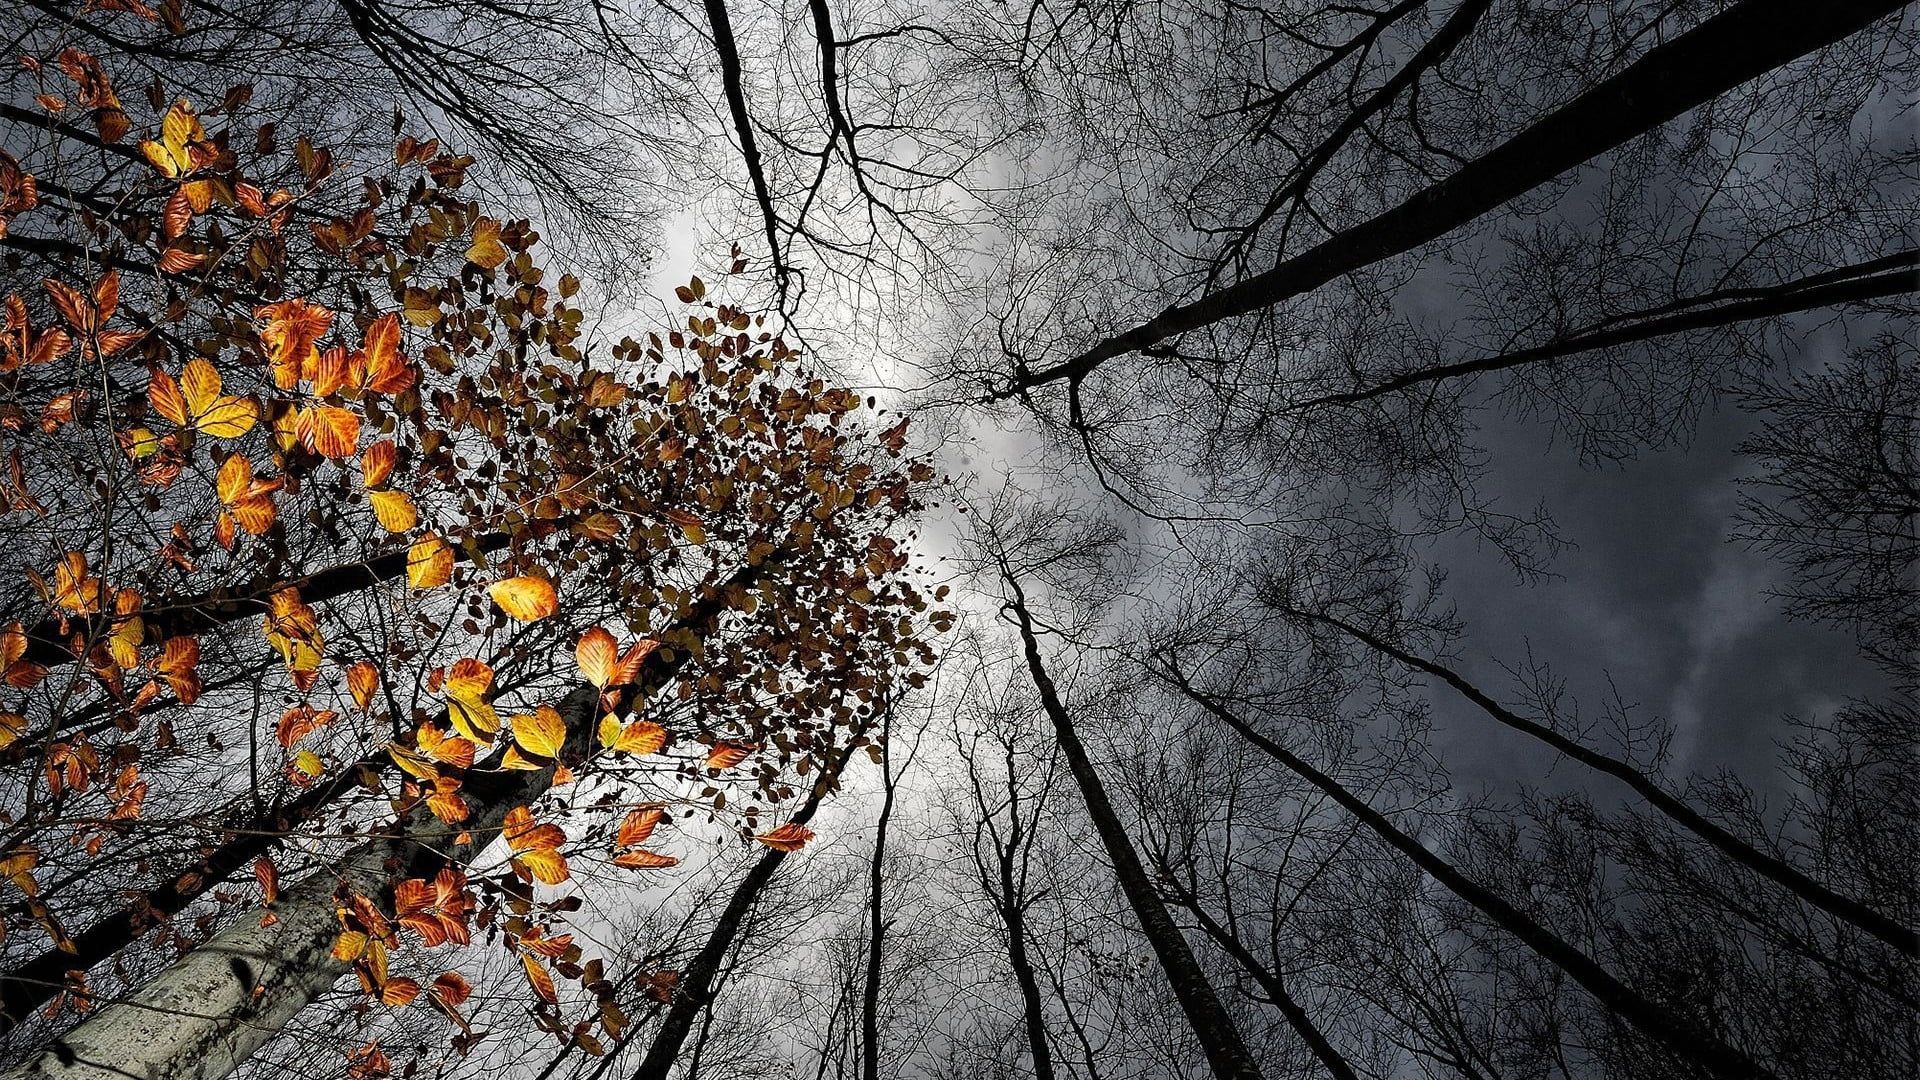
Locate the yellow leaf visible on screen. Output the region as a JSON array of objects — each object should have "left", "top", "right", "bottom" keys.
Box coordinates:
[
  {"left": 514, "top": 848, "right": 570, "bottom": 886},
  {"left": 467, "top": 217, "right": 508, "bottom": 269},
  {"left": 407, "top": 533, "right": 453, "bottom": 589},
  {"left": 0, "top": 713, "right": 26, "bottom": 751},
  {"left": 512, "top": 705, "right": 566, "bottom": 759},
  {"left": 599, "top": 715, "right": 666, "bottom": 755},
  {"left": 488, "top": 576, "right": 557, "bottom": 622},
  {"left": 446, "top": 696, "right": 498, "bottom": 744},
  {"left": 387, "top": 742, "right": 437, "bottom": 781},
  {"left": 369, "top": 489, "right": 417, "bottom": 533},
  {"left": 293, "top": 750, "right": 324, "bottom": 778}
]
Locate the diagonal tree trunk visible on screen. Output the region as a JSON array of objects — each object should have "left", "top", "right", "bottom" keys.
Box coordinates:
[
  {"left": 0, "top": 560, "right": 761, "bottom": 1080},
  {"left": 1000, "top": 0, "right": 1911, "bottom": 396},
  {"left": 1157, "top": 662, "right": 1778, "bottom": 1080},
  {"left": 1290, "top": 606, "right": 1918, "bottom": 955},
  {"left": 629, "top": 732, "right": 868, "bottom": 1080},
  {"left": 1292, "top": 251, "right": 1920, "bottom": 410},
  {"left": 18, "top": 533, "right": 514, "bottom": 671},
  {"left": 1003, "top": 575, "right": 1266, "bottom": 1080}
]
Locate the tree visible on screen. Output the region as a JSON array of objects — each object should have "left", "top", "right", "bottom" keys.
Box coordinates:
[{"left": 0, "top": 30, "right": 941, "bottom": 1080}]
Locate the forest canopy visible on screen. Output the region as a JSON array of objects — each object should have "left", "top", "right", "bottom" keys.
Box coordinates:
[{"left": 0, "top": 2, "right": 1913, "bottom": 1080}]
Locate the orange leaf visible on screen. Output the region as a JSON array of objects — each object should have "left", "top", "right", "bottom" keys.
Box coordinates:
[
  {"left": 616, "top": 806, "right": 665, "bottom": 849},
  {"left": 612, "top": 639, "right": 661, "bottom": 686},
  {"left": 574, "top": 627, "right": 616, "bottom": 687},
  {"left": 379, "top": 978, "right": 420, "bottom": 1007},
  {"left": 346, "top": 662, "right": 379, "bottom": 710},
  {"left": 257, "top": 298, "right": 332, "bottom": 389},
  {"left": 431, "top": 971, "right": 471, "bottom": 1007},
  {"left": 361, "top": 440, "right": 396, "bottom": 489},
  {"left": 488, "top": 576, "right": 557, "bottom": 622},
  {"left": 754, "top": 821, "right": 815, "bottom": 853},
  {"left": 253, "top": 856, "right": 278, "bottom": 904},
  {"left": 612, "top": 849, "right": 679, "bottom": 870},
  {"left": 301, "top": 404, "right": 359, "bottom": 458},
  {"left": 521, "top": 953, "right": 557, "bottom": 1004},
  {"left": 360, "top": 314, "right": 414, "bottom": 394},
  {"left": 706, "top": 741, "right": 755, "bottom": 770}
]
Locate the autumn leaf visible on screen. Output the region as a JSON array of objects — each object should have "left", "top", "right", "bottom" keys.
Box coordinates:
[
  {"left": 574, "top": 627, "right": 617, "bottom": 687},
  {"left": 598, "top": 715, "right": 666, "bottom": 755},
  {"left": 379, "top": 978, "right": 420, "bottom": 1008},
  {"left": 395, "top": 867, "right": 472, "bottom": 947},
  {"left": 357, "top": 314, "right": 414, "bottom": 394},
  {"left": 613, "top": 639, "right": 662, "bottom": 685},
  {"left": 512, "top": 705, "right": 566, "bottom": 760},
  {"left": 215, "top": 453, "right": 281, "bottom": 535},
  {"left": 0, "top": 622, "right": 49, "bottom": 689},
  {"left": 706, "top": 741, "right": 756, "bottom": 770},
  {"left": 369, "top": 489, "right": 418, "bottom": 533},
  {"left": 407, "top": 533, "right": 453, "bottom": 588},
  {"left": 149, "top": 359, "right": 257, "bottom": 438},
  {"left": 361, "top": 440, "right": 396, "bottom": 488},
  {"left": 613, "top": 849, "right": 679, "bottom": 869},
  {"left": 521, "top": 953, "right": 557, "bottom": 1005},
  {"left": 300, "top": 404, "right": 359, "bottom": 458},
  {"left": 253, "top": 856, "right": 278, "bottom": 904},
  {"left": 257, "top": 299, "right": 333, "bottom": 389},
  {"left": 467, "top": 217, "right": 508, "bottom": 269},
  {"left": 416, "top": 724, "right": 476, "bottom": 768},
  {"left": 346, "top": 662, "right": 379, "bottom": 710},
  {"left": 152, "top": 635, "right": 201, "bottom": 704},
  {"left": 754, "top": 821, "right": 815, "bottom": 853},
  {"left": 503, "top": 805, "right": 569, "bottom": 886},
  {"left": 49, "top": 551, "right": 102, "bottom": 614},
  {"left": 261, "top": 588, "right": 323, "bottom": 677},
  {"left": 139, "top": 100, "right": 210, "bottom": 178},
  {"left": 617, "top": 806, "right": 665, "bottom": 849},
  {"left": 489, "top": 576, "right": 557, "bottom": 622},
  {"left": 0, "top": 713, "right": 26, "bottom": 752}
]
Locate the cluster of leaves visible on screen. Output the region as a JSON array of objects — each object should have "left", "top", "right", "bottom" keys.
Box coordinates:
[{"left": 0, "top": 14, "right": 944, "bottom": 1067}]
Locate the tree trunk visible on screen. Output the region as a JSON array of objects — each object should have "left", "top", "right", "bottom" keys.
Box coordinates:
[
  {"left": 1160, "top": 665, "right": 1777, "bottom": 1080},
  {"left": 1004, "top": 575, "right": 1265, "bottom": 1080},
  {"left": 0, "top": 560, "right": 760, "bottom": 1080},
  {"left": 0, "top": 686, "right": 591, "bottom": 1080},
  {"left": 1157, "top": 880, "right": 1359, "bottom": 1080},
  {"left": 859, "top": 708, "right": 896, "bottom": 1080},
  {"left": 1295, "top": 606, "right": 1918, "bottom": 954},
  {"left": 1294, "top": 250, "right": 1920, "bottom": 410},
  {"left": 629, "top": 733, "right": 866, "bottom": 1080},
  {"left": 1002, "top": 0, "right": 1910, "bottom": 394}
]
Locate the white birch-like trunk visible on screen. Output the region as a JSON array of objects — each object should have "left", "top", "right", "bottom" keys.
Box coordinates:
[{"left": 0, "top": 690, "right": 586, "bottom": 1080}]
